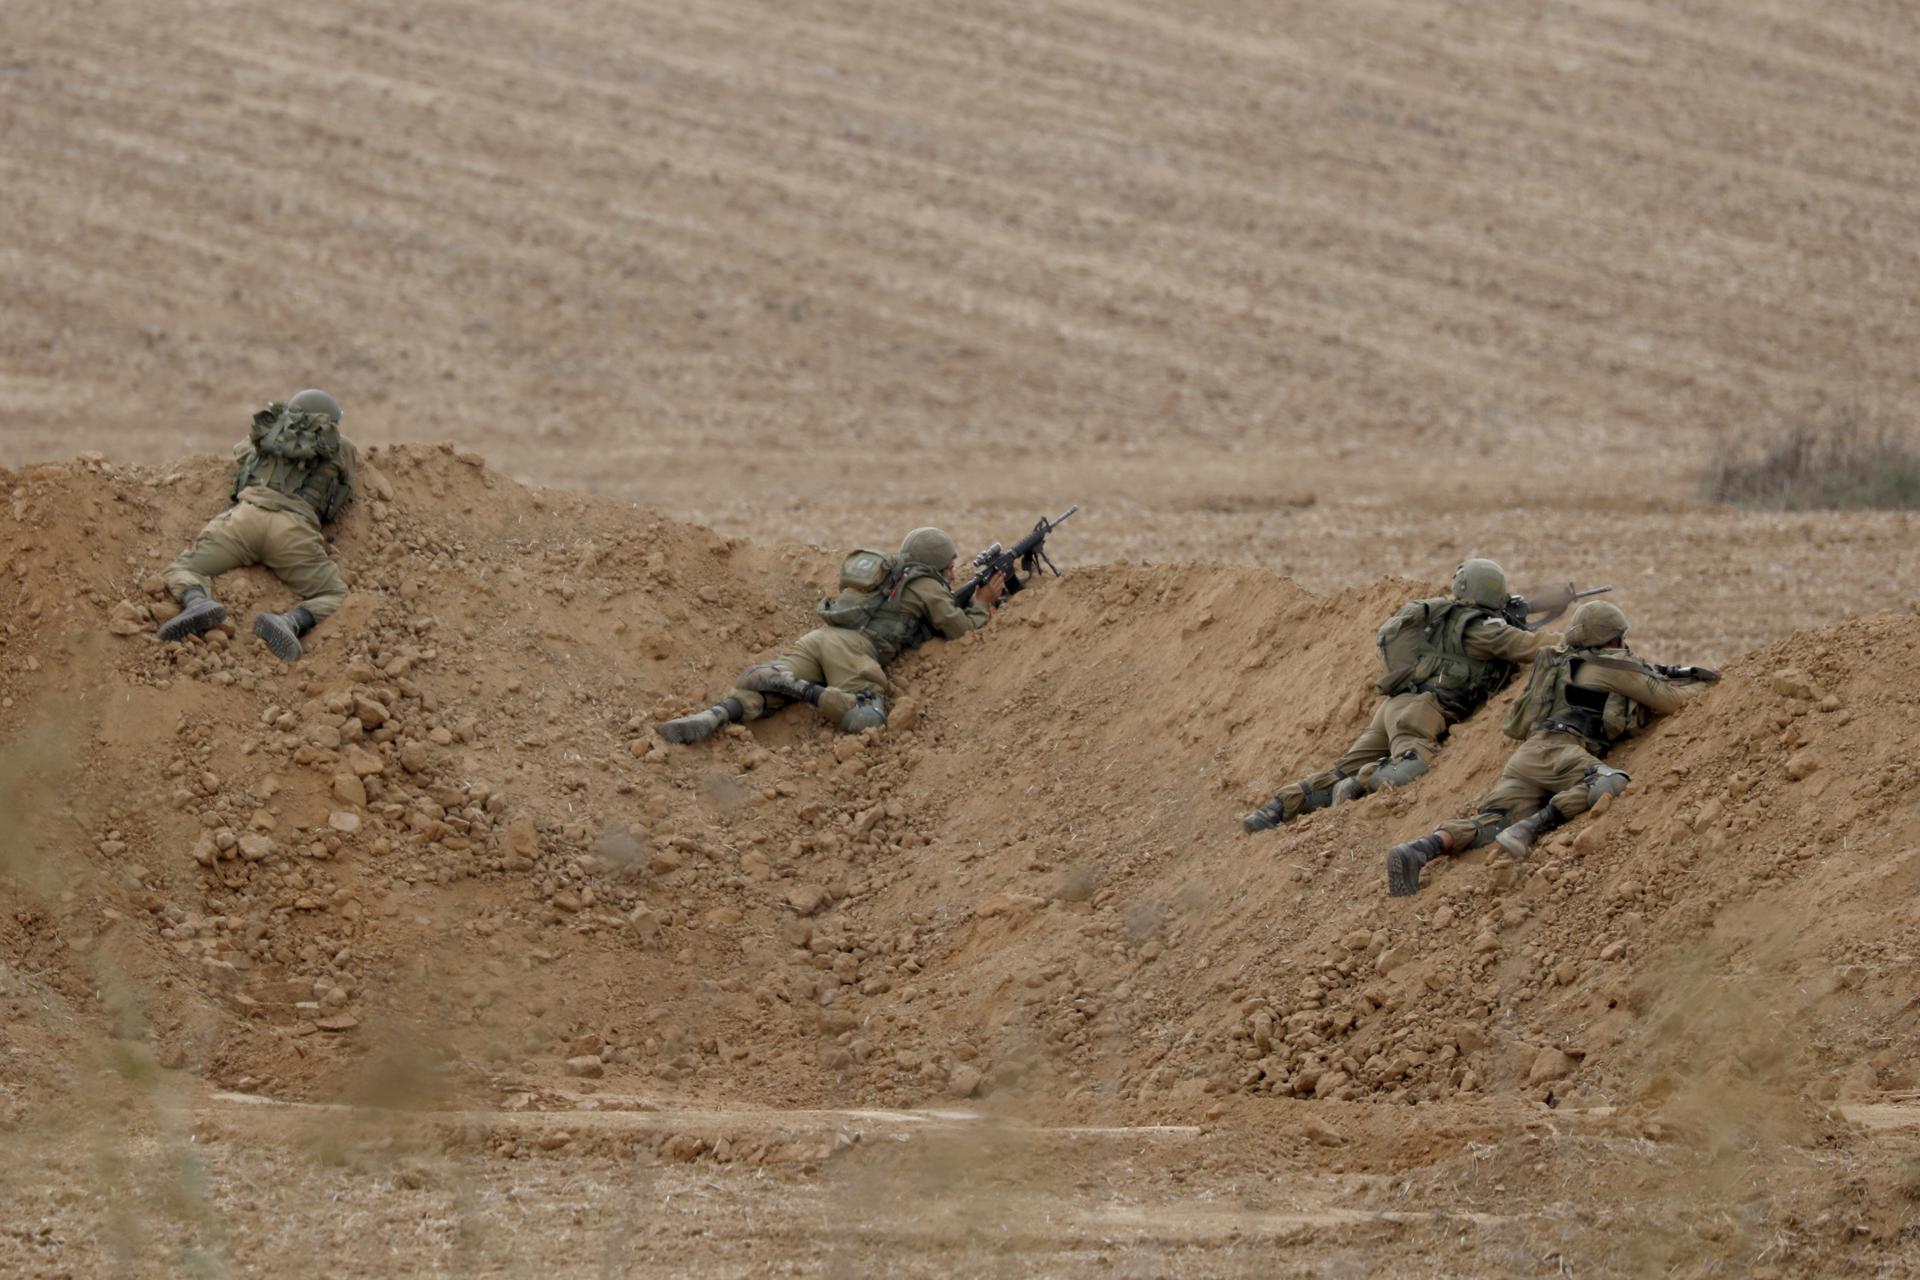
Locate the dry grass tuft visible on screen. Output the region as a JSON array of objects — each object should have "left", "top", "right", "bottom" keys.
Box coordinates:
[{"left": 1705, "top": 415, "right": 1920, "bottom": 510}]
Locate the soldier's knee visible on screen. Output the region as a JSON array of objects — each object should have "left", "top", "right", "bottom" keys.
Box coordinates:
[
  {"left": 1585, "top": 765, "right": 1630, "bottom": 805},
  {"left": 1371, "top": 751, "right": 1430, "bottom": 790},
  {"left": 839, "top": 693, "right": 887, "bottom": 733}
]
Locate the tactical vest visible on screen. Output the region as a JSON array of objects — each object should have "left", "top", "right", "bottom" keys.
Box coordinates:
[
  {"left": 1374, "top": 597, "right": 1514, "bottom": 718},
  {"left": 815, "top": 562, "right": 943, "bottom": 664},
  {"left": 1501, "top": 647, "right": 1650, "bottom": 751},
  {"left": 232, "top": 404, "right": 353, "bottom": 524}
]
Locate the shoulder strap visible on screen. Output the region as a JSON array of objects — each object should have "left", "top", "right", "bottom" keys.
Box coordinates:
[{"left": 887, "top": 562, "right": 939, "bottom": 600}]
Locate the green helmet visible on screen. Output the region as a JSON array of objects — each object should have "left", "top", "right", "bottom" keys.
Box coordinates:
[
  {"left": 286, "top": 388, "right": 342, "bottom": 426},
  {"left": 1450, "top": 558, "right": 1508, "bottom": 610},
  {"left": 898, "top": 527, "right": 958, "bottom": 571},
  {"left": 1566, "top": 600, "right": 1629, "bottom": 649}
]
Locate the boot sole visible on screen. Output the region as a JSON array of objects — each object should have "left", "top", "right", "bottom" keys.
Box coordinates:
[
  {"left": 155, "top": 601, "right": 226, "bottom": 643},
  {"left": 252, "top": 614, "right": 304, "bottom": 662},
  {"left": 1386, "top": 848, "right": 1423, "bottom": 897},
  {"left": 1242, "top": 813, "right": 1279, "bottom": 834},
  {"left": 1494, "top": 830, "right": 1533, "bottom": 861}
]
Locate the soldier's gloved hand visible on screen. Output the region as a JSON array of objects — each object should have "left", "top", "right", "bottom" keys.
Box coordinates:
[{"left": 976, "top": 571, "right": 1009, "bottom": 610}]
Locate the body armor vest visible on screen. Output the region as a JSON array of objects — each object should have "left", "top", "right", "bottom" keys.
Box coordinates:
[
  {"left": 1375, "top": 597, "right": 1515, "bottom": 719},
  {"left": 233, "top": 405, "right": 352, "bottom": 524},
  {"left": 1504, "top": 647, "right": 1650, "bottom": 752},
  {"left": 816, "top": 563, "right": 942, "bottom": 664}
]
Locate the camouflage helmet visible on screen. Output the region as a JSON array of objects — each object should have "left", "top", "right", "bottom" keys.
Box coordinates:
[
  {"left": 1566, "top": 600, "right": 1629, "bottom": 649},
  {"left": 898, "top": 527, "right": 958, "bottom": 571},
  {"left": 1450, "top": 558, "right": 1508, "bottom": 609},
  {"left": 286, "top": 388, "right": 342, "bottom": 426}
]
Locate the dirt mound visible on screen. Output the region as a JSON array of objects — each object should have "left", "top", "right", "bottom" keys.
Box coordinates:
[{"left": 4, "top": 451, "right": 1919, "bottom": 1261}]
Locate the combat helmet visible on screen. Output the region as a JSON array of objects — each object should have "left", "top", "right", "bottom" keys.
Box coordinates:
[
  {"left": 898, "top": 527, "right": 958, "bottom": 572},
  {"left": 1565, "top": 600, "right": 1629, "bottom": 649},
  {"left": 286, "top": 388, "right": 342, "bottom": 426},
  {"left": 1450, "top": 558, "right": 1508, "bottom": 610}
]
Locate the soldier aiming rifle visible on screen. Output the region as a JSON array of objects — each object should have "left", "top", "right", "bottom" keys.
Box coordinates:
[{"left": 656, "top": 509, "right": 1076, "bottom": 742}]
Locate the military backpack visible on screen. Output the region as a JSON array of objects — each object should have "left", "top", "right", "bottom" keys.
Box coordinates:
[
  {"left": 233, "top": 403, "right": 353, "bottom": 523},
  {"left": 1374, "top": 596, "right": 1515, "bottom": 717},
  {"left": 816, "top": 549, "right": 940, "bottom": 662}
]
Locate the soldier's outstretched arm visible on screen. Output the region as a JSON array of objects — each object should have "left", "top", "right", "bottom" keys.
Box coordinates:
[
  {"left": 1464, "top": 616, "right": 1560, "bottom": 664},
  {"left": 1583, "top": 663, "right": 1687, "bottom": 717},
  {"left": 909, "top": 576, "right": 992, "bottom": 639}
]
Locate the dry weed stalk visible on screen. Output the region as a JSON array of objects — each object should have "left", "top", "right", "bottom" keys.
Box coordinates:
[{"left": 1705, "top": 413, "right": 1920, "bottom": 510}]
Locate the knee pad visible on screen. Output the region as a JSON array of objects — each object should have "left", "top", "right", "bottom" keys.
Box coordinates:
[
  {"left": 1370, "top": 751, "right": 1430, "bottom": 791},
  {"left": 840, "top": 694, "right": 887, "bottom": 733},
  {"left": 1585, "top": 765, "right": 1630, "bottom": 805},
  {"left": 1473, "top": 819, "right": 1506, "bottom": 849}
]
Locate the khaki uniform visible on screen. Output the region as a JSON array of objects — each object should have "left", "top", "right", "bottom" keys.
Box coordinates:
[
  {"left": 732, "top": 575, "right": 989, "bottom": 725},
  {"left": 1269, "top": 617, "right": 1557, "bottom": 820},
  {"left": 1437, "top": 653, "right": 1685, "bottom": 848},
  {"left": 162, "top": 440, "right": 358, "bottom": 621}
]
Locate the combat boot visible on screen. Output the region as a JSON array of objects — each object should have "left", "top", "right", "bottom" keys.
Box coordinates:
[
  {"left": 1330, "top": 775, "right": 1366, "bottom": 806},
  {"left": 155, "top": 586, "right": 226, "bottom": 643},
  {"left": 1243, "top": 778, "right": 1336, "bottom": 833},
  {"left": 738, "top": 664, "right": 830, "bottom": 706},
  {"left": 252, "top": 607, "right": 316, "bottom": 662},
  {"left": 1387, "top": 832, "right": 1450, "bottom": 897},
  {"left": 1495, "top": 805, "right": 1565, "bottom": 861},
  {"left": 658, "top": 697, "right": 745, "bottom": 745},
  {"left": 1243, "top": 798, "right": 1287, "bottom": 833}
]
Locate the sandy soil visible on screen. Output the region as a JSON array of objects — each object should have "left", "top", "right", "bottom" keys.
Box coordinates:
[
  {"left": 1, "top": 448, "right": 1916, "bottom": 1277},
  {"left": 5, "top": 0, "right": 1920, "bottom": 1274}
]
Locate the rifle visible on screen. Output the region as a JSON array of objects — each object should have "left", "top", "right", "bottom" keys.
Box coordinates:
[
  {"left": 1654, "top": 663, "right": 1722, "bottom": 684},
  {"left": 952, "top": 506, "right": 1079, "bottom": 609},
  {"left": 1503, "top": 582, "right": 1612, "bottom": 631}
]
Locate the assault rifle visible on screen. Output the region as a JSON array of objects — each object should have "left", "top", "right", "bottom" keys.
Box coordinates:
[
  {"left": 1503, "top": 582, "right": 1612, "bottom": 631},
  {"left": 952, "top": 506, "right": 1079, "bottom": 609},
  {"left": 1653, "top": 663, "right": 1722, "bottom": 684}
]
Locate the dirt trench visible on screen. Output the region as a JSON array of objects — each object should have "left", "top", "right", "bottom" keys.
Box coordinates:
[{"left": 2, "top": 447, "right": 1918, "bottom": 1276}]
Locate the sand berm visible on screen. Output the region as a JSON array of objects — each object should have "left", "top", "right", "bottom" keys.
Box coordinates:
[{"left": 4, "top": 446, "right": 1917, "bottom": 1185}]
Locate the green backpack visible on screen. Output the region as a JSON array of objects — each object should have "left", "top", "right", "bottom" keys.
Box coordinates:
[
  {"left": 816, "top": 549, "right": 898, "bottom": 629},
  {"left": 1374, "top": 596, "right": 1515, "bottom": 717},
  {"left": 1501, "top": 648, "right": 1564, "bottom": 741},
  {"left": 234, "top": 404, "right": 352, "bottom": 523},
  {"left": 815, "top": 549, "right": 942, "bottom": 660}
]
